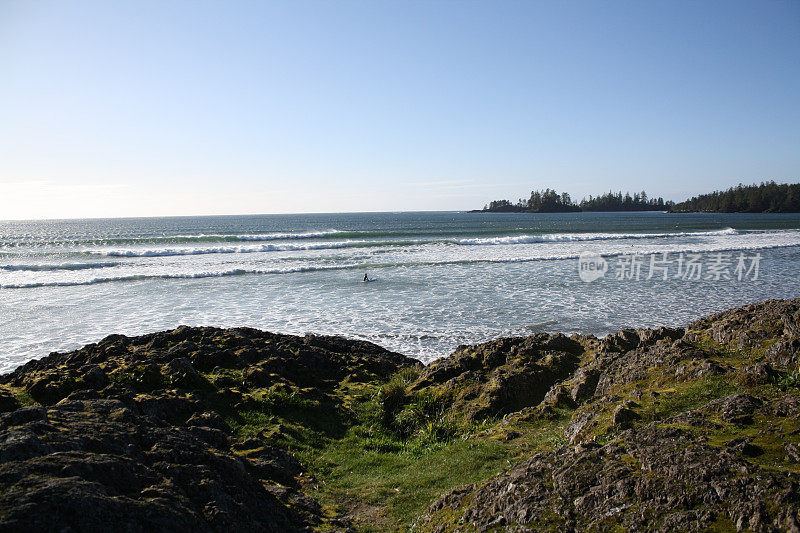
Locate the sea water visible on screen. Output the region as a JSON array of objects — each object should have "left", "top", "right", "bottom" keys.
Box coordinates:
[{"left": 1, "top": 211, "right": 799, "bottom": 371}]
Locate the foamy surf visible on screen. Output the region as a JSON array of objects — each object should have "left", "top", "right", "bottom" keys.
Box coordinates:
[
  {"left": 0, "top": 261, "right": 120, "bottom": 271},
  {"left": 455, "top": 227, "right": 739, "bottom": 245},
  {"left": 0, "top": 229, "right": 341, "bottom": 248},
  {"left": 90, "top": 240, "right": 362, "bottom": 257},
  {"left": 0, "top": 264, "right": 361, "bottom": 289},
  {"left": 1, "top": 212, "right": 799, "bottom": 372}
]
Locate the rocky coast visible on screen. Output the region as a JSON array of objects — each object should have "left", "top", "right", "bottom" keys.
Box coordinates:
[{"left": 1, "top": 299, "right": 799, "bottom": 531}]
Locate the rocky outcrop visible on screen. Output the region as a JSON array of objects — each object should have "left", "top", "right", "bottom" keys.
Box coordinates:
[
  {"left": 422, "top": 418, "right": 800, "bottom": 531},
  {"left": 409, "top": 333, "right": 584, "bottom": 421},
  {"left": 419, "top": 298, "right": 800, "bottom": 532},
  {"left": 2, "top": 299, "right": 800, "bottom": 531},
  {"left": 0, "top": 327, "right": 417, "bottom": 532},
  {"left": 0, "top": 399, "right": 302, "bottom": 532}
]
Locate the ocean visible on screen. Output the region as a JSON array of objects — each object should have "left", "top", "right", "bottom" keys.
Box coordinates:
[{"left": 1, "top": 211, "right": 799, "bottom": 372}]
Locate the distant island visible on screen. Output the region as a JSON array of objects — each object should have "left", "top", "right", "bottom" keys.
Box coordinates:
[
  {"left": 476, "top": 181, "right": 799, "bottom": 213},
  {"left": 474, "top": 188, "right": 672, "bottom": 213}
]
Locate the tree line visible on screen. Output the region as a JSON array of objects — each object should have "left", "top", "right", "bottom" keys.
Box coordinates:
[
  {"left": 670, "top": 181, "right": 800, "bottom": 213},
  {"left": 479, "top": 181, "right": 799, "bottom": 213},
  {"left": 482, "top": 189, "right": 671, "bottom": 213}
]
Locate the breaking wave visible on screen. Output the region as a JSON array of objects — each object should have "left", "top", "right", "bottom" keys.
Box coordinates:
[
  {"left": 0, "top": 261, "right": 120, "bottom": 271},
  {"left": 455, "top": 228, "right": 738, "bottom": 245}
]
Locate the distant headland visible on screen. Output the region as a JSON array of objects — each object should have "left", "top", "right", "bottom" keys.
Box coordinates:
[{"left": 475, "top": 181, "right": 800, "bottom": 213}]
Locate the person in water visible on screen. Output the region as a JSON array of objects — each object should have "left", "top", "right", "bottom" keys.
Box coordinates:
[{"left": 363, "top": 273, "right": 369, "bottom": 282}]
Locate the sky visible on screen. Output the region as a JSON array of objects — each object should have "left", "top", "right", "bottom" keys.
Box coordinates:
[{"left": 0, "top": 0, "right": 798, "bottom": 219}]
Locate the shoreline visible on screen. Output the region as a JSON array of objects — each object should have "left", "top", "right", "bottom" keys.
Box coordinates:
[{"left": 1, "top": 299, "right": 799, "bottom": 530}]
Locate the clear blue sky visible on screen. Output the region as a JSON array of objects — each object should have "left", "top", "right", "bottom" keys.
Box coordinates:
[{"left": 1, "top": 0, "right": 798, "bottom": 219}]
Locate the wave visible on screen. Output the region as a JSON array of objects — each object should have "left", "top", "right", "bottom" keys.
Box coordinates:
[
  {"left": 86, "top": 238, "right": 437, "bottom": 257},
  {"left": 6, "top": 238, "right": 799, "bottom": 290},
  {"left": 455, "top": 228, "right": 739, "bottom": 245},
  {"left": 0, "top": 229, "right": 342, "bottom": 248},
  {"left": 0, "top": 264, "right": 359, "bottom": 289},
  {"left": 0, "top": 261, "right": 120, "bottom": 272},
  {"left": 84, "top": 228, "right": 757, "bottom": 258},
  {"left": 0, "top": 227, "right": 766, "bottom": 253},
  {"left": 89, "top": 241, "right": 369, "bottom": 257}
]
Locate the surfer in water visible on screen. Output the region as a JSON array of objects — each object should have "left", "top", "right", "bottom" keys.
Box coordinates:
[{"left": 363, "top": 273, "right": 369, "bottom": 282}]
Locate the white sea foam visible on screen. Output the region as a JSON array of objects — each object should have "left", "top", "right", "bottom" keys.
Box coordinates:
[
  {"left": 0, "top": 264, "right": 360, "bottom": 289},
  {"left": 455, "top": 228, "right": 738, "bottom": 245},
  {"left": 91, "top": 241, "right": 360, "bottom": 257},
  {"left": 0, "top": 261, "right": 120, "bottom": 272},
  {"left": 232, "top": 230, "right": 340, "bottom": 240},
  {"left": 85, "top": 228, "right": 753, "bottom": 257},
  {"left": 6, "top": 231, "right": 800, "bottom": 289},
  {"left": 0, "top": 229, "right": 341, "bottom": 247},
  {"left": 2, "top": 214, "right": 800, "bottom": 373}
]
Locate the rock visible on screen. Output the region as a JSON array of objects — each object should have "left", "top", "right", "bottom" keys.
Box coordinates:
[
  {"left": 770, "top": 395, "right": 800, "bottom": 418},
  {"left": 786, "top": 443, "right": 800, "bottom": 463},
  {"left": 418, "top": 422, "right": 798, "bottom": 532},
  {"left": 133, "top": 392, "right": 197, "bottom": 423},
  {"left": 27, "top": 371, "right": 81, "bottom": 405},
  {"left": 185, "top": 411, "right": 230, "bottom": 432},
  {"left": 2, "top": 298, "right": 800, "bottom": 531},
  {"left": 601, "top": 329, "right": 641, "bottom": 352},
  {"left": 162, "top": 358, "right": 206, "bottom": 389},
  {"left": 243, "top": 446, "right": 303, "bottom": 486},
  {"left": 410, "top": 334, "right": 584, "bottom": 421},
  {"left": 0, "top": 399, "right": 311, "bottom": 531},
  {"left": 706, "top": 394, "right": 763, "bottom": 424},
  {"left": 726, "top": 437, "right": 763, "bottom": 457},
  {"left": 190, "top": 348, "right": 237, "bottom": 372},
  {"left": 1, "top": 406, "right": 47, "bottom": 427},
  {"left": 81, "top": 365, "right": 110, "bottom": 389},
  {"left": 765, "top": 339, "right": 800, "bottom": 367},
  {"left": 541, "top": 385, "right": 574, "bottom": 408},
  {"left": 742, "top": 362, "right": 778, "bottom": 385},
  {"left": 0, "top": 390, "right": 21, "bottom": 413},
  {"left": 612, "top": 404, "right": 640, "bottom": 428},
  {"left": 564, "top": 411, "right": 594, "bottom": 444},
  {"left": 569, "top": 367, "right": 599, "bottom": 403},
  {"left": 210, "top": 374, "right": 237, "bottom": 388},
  {"left": 242, "top": 365, "right": 273, "bottom": 389}
]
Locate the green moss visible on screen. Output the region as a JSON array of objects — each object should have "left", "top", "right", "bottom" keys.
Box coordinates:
[
  {"left": 109, "top": 364, "right": 166, "bottom": 392},
  {"left": 201, "top": 368, "right": 244, "bottom": 384},
  {"left": 639, "top": 378, "right": 738, "bottom": 422},
  {"left": 620, "top": 453, "right": 640, "bottom": 467},
  {"left": 213, "top": 335, "right": 233, "bottom": 347},
  {"left": 689, "top": 332, "right": 775, "bottom": 363},
  {"left": 702, "top": 513, "right": 739, "bottom": 532},
  {"left": 8, "top": 386, "right": 36, "bottom": 407}
]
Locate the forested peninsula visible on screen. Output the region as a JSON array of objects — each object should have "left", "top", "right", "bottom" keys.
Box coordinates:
[{"left": 477, "top": 181, "right": 799, "bottom": 213}]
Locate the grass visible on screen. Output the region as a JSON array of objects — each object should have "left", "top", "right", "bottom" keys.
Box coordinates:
[
  {"left": 306, "top": 436, "right": 511, "bottom": 531},
  {"left": 269, "top": 368, "right": 576, "bottom": 531},
  {"left": 298, "top": 415, "right": 571, "bottom": 532},
  {"left": 776, "top": 367, "right": 800, "bottom": 390},
  {"left": 0, "top": 385, "right": 37, "bottom": 407},
  {"left": 639, "top": 378, "right": 738, "bottom": 422}
]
